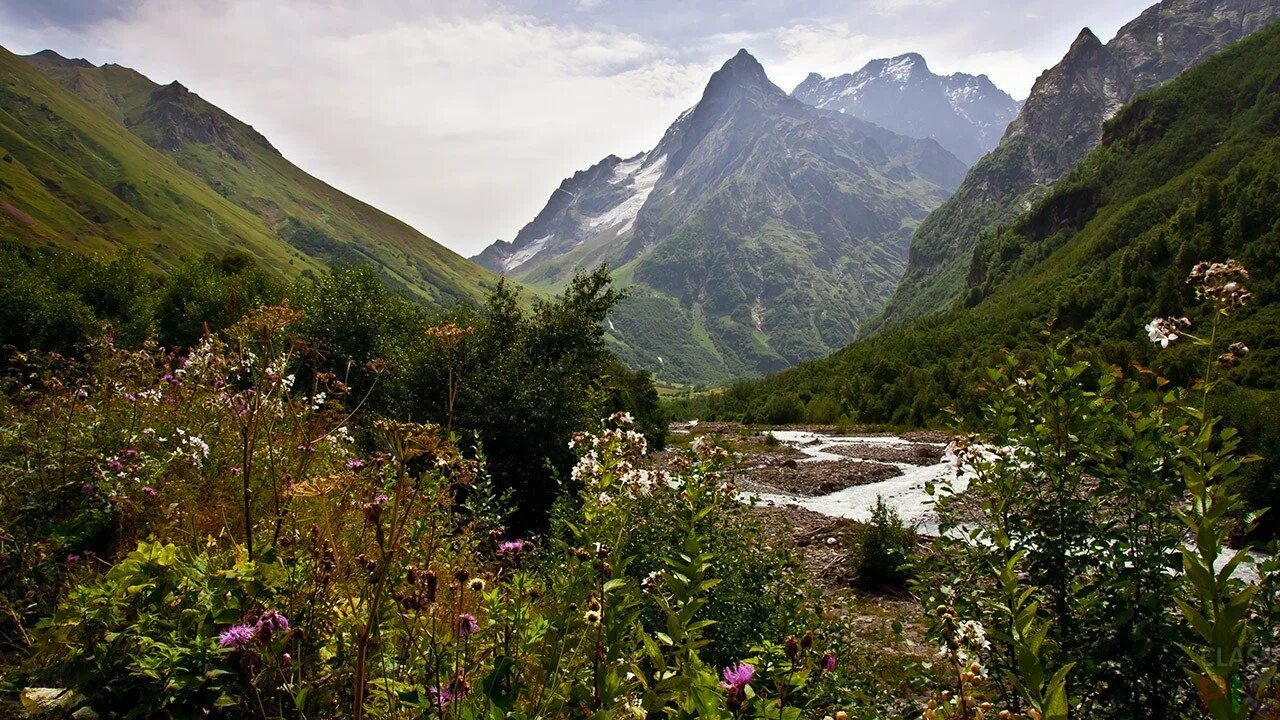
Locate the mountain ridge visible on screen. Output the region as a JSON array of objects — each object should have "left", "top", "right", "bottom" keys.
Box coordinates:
[
  {"left": 792, "top": 52, "right": 1021, "bottom": 165},
  {"left": 475, "top": 49, "right": 966, "bottom": 383},
  {"left": 872, "top": 0, "right": 1280, "bottom": 331},
  {"left": 15, "top": 47, "right": 499, "bottom": 308}
]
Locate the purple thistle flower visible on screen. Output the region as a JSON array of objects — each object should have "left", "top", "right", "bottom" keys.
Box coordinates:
[
  {"left": 82, "top": 483, "right": 96, "bottom": 494},
  {"left": 720, "top": 663, "right": 755, "bottom": 691},
  {"left": 107, "top": 460, "right": 123, "bottom": 471},
  {"left": 346, "top": 458, "right": 366, "bottom": 471},
  {"left": 218, "top": 623, "right": 259, "bottom": 648},
  {"left": 142, "top": 486, "right": 158, "bottom": 498},
  {"left": 256, "top": 609, "right": 289, "bottom": 635},
  {"left": 429, "top": 685, "right": 461, "bottom": 708},
  {"left": 457, "top": 613, "right": 479, "bottom": 637},
  {"left": 65, "top": 553, "right": 80, "bottom": 564},
  {"left": 123, "top": 449, "right": 139, "bottom": 458},
  {"left": 497, "top": 539, "right": 526, "bottom": 555},
  {"left": 820, "top": 652, "right": 837, "bottom": 675}
]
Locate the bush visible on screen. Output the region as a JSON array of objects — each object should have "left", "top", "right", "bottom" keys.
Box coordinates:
[
  {"left": 851, "top": 496, "right": 913, "bottom": 590},
  {"left": 36, "top": 543, "right": 284, "bottom": 715}
]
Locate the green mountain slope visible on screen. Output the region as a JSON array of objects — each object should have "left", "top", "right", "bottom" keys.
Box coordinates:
[
  {"left": 1, "top": 46, "right": 497, "bottom": 307},
  {"left": 686, "top": 20, "right": 1280, "bottom": 428},
  {"left": 872, "top": 0, "right": 1280, "bottom": 331},
  {"left": 476, "top": 50, "right": 965, "bottom": 384}
]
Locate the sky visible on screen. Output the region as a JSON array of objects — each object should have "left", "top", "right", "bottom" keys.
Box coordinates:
[{"left": 0, "top": 0, "right": 1155, "bottom": 257}]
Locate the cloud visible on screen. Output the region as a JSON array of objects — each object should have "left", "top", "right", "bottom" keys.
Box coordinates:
[
  {"left": 1, "top": 0, "right": 717, "bottom": 254},
  {"left": 0, "top": 0, "right": 1158, "bottom": 256}
]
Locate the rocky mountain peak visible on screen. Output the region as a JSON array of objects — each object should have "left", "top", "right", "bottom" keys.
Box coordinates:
[
  {"left": 28, "top": 49, "right": 94, "bottom": 69},
  {"left": 791, "top": 52, "right": 1020, "bottom": 164},
  {"left": 1069, "top": 27, "right": 1104, "bottom": 53},
  {"left": 702, "top": 49, "right": 779, "bottom": 101}
]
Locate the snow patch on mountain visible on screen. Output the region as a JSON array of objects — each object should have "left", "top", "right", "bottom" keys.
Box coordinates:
[
  {"left": 502, "top": 234, "right": 552, "bottom": 271},
  {"left": 588, "top": 154, "right": 667, "bottom": 235}
]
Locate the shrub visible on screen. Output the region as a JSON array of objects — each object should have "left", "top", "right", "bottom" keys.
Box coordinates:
[
  {"left": 35, "top": 543, "right": 284, "bottom": 715},
  {"left": 851, "top": 496, "right": 913, "bottom": 590}
]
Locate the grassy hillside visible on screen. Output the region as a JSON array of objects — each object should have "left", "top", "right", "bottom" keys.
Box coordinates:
[
  {"left": 2, "top": 47, "right": 498, "bottom": 307},
  {"left": 679, "top": 21, "right": 1280, "bottom": 436}
]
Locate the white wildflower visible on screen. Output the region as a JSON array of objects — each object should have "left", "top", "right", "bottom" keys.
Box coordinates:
[{"left": 1145, "top": 317, "right": 1189, "bottom": 348}]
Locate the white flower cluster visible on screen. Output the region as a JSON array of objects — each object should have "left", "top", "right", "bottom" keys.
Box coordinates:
[
  {"left": 690, "top": 435, "right": 729, "bottom": 462},
  {"left": 176, "top": 336, "right": 218, "bottom": 380},
  {"left": 1145, "top": 316, "right": 1190, "bottom": 348}
]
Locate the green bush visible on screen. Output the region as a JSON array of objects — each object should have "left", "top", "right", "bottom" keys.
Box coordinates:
[
  {"left": 36, "top": 542, "right": 285, "bottom": 717},
  {"left": 851, "top": 496, "right": 913, "bottom": 590}
]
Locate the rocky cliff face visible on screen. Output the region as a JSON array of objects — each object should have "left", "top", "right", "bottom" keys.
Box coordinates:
[
  {"left": 475, "top": 49, "right": 966, "bottom": 383},
  {"left": 792, "top": 53, "right": 1020, "bottom": 165},
  {"left": 874, "top": 0, "right": 1280, "bottom": 330}
]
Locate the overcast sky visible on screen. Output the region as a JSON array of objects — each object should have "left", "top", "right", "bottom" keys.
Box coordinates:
[{"left": 0, "top": 0, "right": 1155, "bottom": 256}]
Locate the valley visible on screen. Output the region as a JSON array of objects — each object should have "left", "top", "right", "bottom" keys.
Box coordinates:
[{"left": 2, "top": 0, "right": 1280, "bottom": 717}]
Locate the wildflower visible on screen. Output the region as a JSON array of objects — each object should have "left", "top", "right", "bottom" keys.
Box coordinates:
[
  {"left": 497, "top": 539, "right": 527, "bottom": 555},
  {"left": 1145, "top": 317, "right": 1190, "bottom": 348},
  {"left": 821, "top": 651, "right": 838, "bottom": 674},
  {"left": 65, "top": 553, "right": 80, "bottom": 564},
  {"left": 469, "top": 578, "right": 486, "bottom": 592},
  {"left": 363, "top": 494, "right": 389, "bottom": 525},
  {"left": 75, "top": 388, "right": 88, "bottom": 399},
  {"left": 584, "top": 609, "right": 602, "bottom": 624},
  {"left": 609, "top": 410, "right": 634, "bottom": 426},
  {"left": 457, "top": 613, "right": 480, "bottom": 637},
  {"left": 257, "top": 610, "right": 289, "bottom": 634},
  {"left": 107, "top": 460, "right": 123, "bottom": 471},
  {"left": 428, "top": 673, "right": 470, "bottom": 708},
  {"left": 429, "top": 685, "right": 462, "bottom": 708},
  {"left": 81, "top": 483, "right": 95, "bottom": 494},
  {"left": 1189, "top": 259, "right": 1252, "bottom": 314},
  {"left": 720, "top": 663, "right": 755, "bottom": 691},
  {"left": 424, "top": 570, "right": 439, "bottom": 604},
  {"left": 785, "top": 635, "right": 800, "bottom": 661},
  {"left": 142, "top": 486, "right": 157, "bottom": 498},
  {"left": 217, "top": 623, "right": 259, "bottom": 648},
  {"left": 346, "top": 458, "right": 366, "bottom": 471},
  {"left": 642, "top": 570, "right": 662, "bottom": 591},
  {"left": 1219, "top": 342, "right": 1250, "bottom": 367},
  {"left": 230, "top": 466, "right": 241, "bottom": 476}
]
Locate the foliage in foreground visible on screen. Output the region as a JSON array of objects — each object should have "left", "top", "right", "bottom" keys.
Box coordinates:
[
  {"left": 0, "top": 310, "right": 856, "bottom": 719},
  {"left": 0, "top": 242, "right": 666, "bottom": 527},
  {"left": 2, "top": 260, "right": 1279, "bottom": 719},
  {"left": 916, "top": 260, "right": 1280, "bottom": 720}
]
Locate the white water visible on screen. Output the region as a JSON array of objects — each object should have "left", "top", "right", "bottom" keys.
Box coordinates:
[
  {"left": 747, "top": 430, "right": 1263, "bottom": 580},
  {"left": 747, "top": 430, "right": 968, "bottom": 536}
]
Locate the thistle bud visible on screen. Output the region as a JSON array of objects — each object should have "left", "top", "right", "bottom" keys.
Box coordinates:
[{"left": 425, "top": 569, "right": 438, "bottom": 603}]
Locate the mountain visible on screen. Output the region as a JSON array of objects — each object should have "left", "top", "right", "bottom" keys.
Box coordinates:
[
  {"left": 686, "top": 19, "right": 1280, "bottom": 432},
  {"left": 4, "top": 46, "right": 498, "bottom": 307},
  {"left": 475, "top": 49, "right": 966, "bottom": 384},
  {"left": 791, "top": 53, "right": 1021, "bottom": 165},
  {"left": 873, "top": 0, "right": 1280, "bottom": 330}
]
